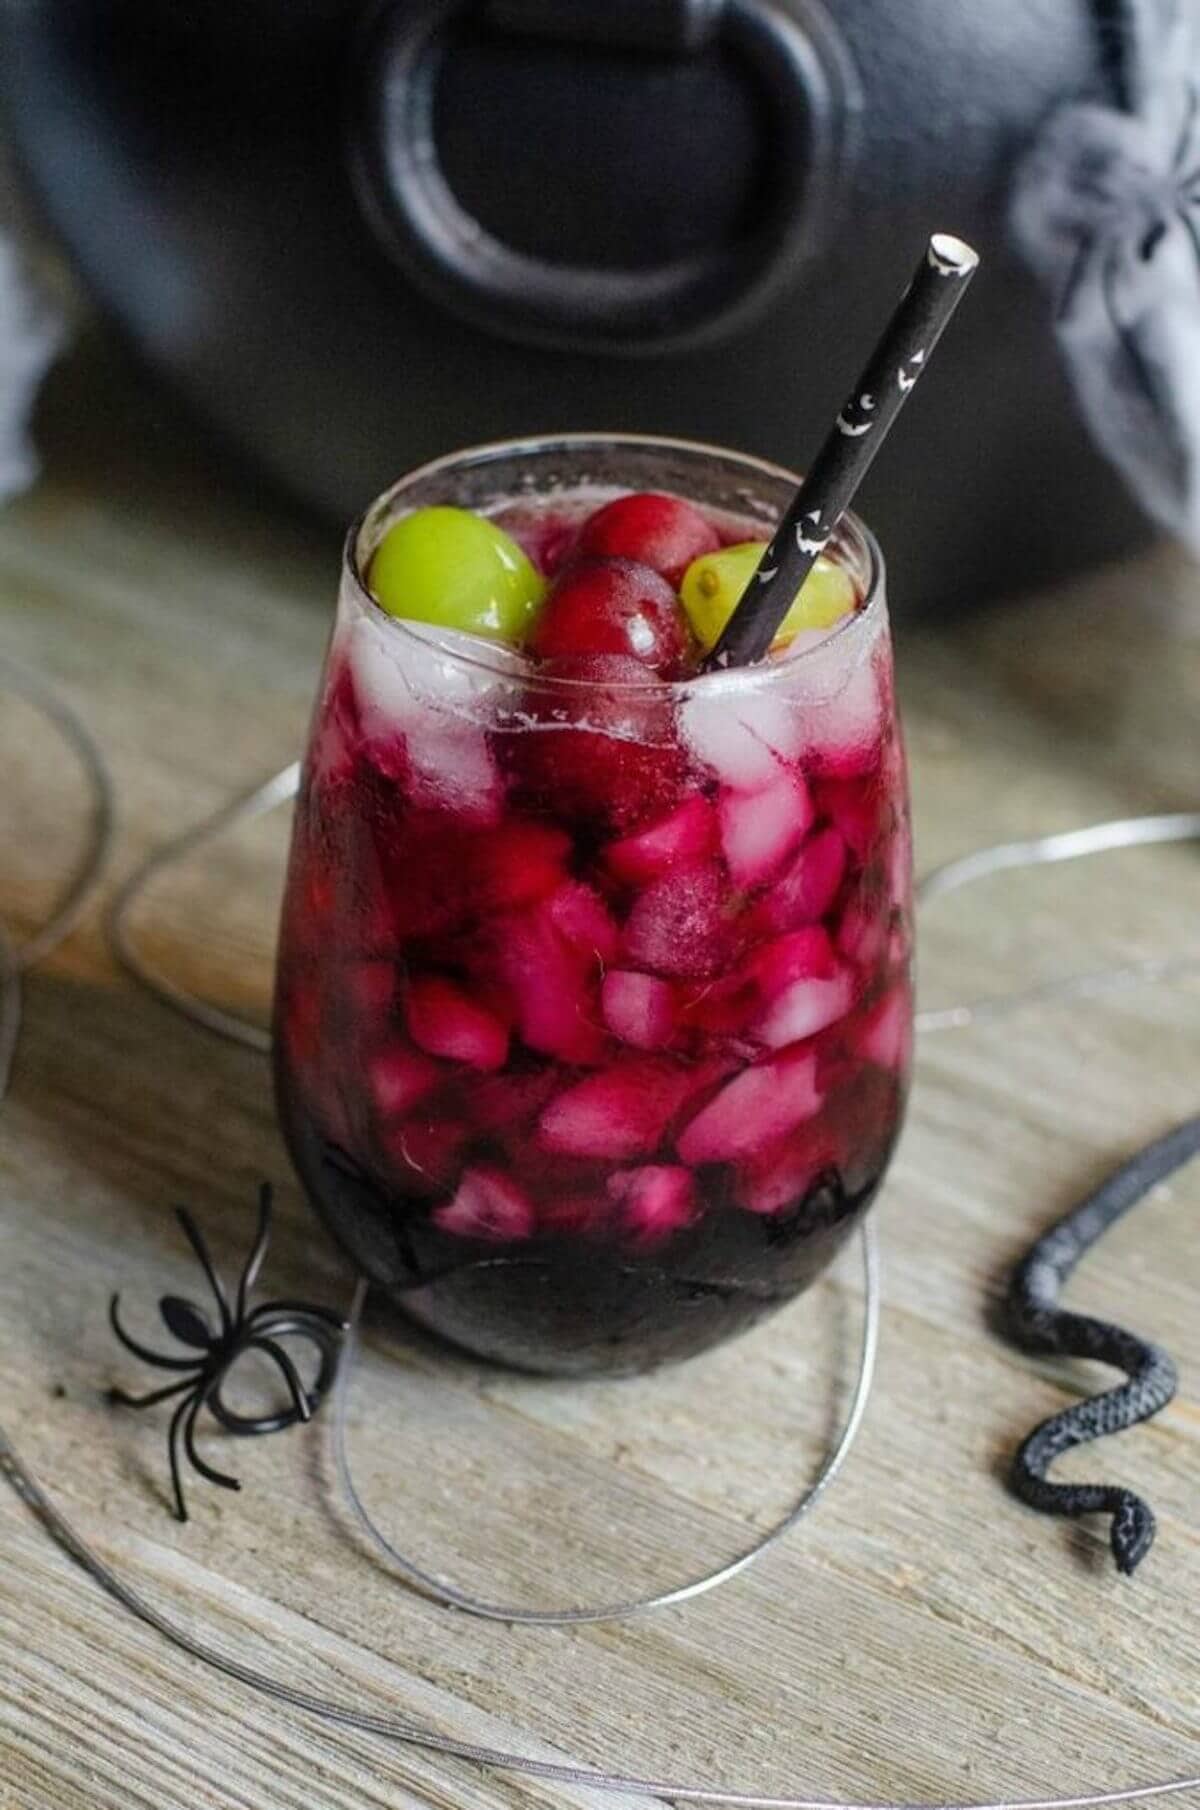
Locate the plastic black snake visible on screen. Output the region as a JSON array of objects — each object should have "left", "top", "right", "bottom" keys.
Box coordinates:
[{"left": 1006, "top": 1114, "right": 1200, "bottom": 1574}]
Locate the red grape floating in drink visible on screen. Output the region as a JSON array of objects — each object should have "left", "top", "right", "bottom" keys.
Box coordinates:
[{"left": 274, "top": 438, "right": 913, "bottom": 1375}]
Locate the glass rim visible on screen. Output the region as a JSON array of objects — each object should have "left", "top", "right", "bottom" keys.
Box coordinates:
[{"left": 342, "top": 432, "right": 887, "bottom": 695}]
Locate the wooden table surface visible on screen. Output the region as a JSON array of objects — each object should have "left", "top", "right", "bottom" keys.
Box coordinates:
[{"left": 1, "top": 334, "right": 1198, "bottom": 1810}]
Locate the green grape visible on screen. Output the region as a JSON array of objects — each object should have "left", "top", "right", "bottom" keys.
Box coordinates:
[
  {"left": 368, "top": 507, "right": 546, "bottom": 642},
  {"left": 679, "top": 541, "right": 857, "bottom": 652}
]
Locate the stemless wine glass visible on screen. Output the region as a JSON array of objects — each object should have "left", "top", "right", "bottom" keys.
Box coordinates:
[{"left": 274, "top": 436, "right": 912, "bottom": 1376}]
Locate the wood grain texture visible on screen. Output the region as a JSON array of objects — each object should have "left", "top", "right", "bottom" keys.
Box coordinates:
[{"left": 1, "top": 333, "right": 1198, "bottom": 1810}]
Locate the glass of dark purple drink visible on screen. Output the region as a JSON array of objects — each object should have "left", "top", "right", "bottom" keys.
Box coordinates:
[{"left": 274, "top": 436, "right": 912, "bottom": 1375}]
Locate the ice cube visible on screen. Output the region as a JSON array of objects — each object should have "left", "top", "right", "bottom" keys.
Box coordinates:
[
  {"left": 368, "top": 1040, "right": 443, "bottom": 1119},
  {"left": 793, "top": 636, "right": 886, "bottom": 776},
  {"left": 493, "top": 900, "right": 609, "bottom": 1065},
  {"left": 735, "top": 1134, "right": 833, "bottom": 1216},
  {"left": 347, "top": 616, "right": 432, "bottom": 730},
  {"left": 751, "top": 826, "right": 847, "bottom": 934},
  {"left": 608, "top": 1165, "right": 697, "bottom": 1245},
  {"left": 889, "top": 909, "right": 912, "bottom": 968},
  {"left": 676, "top": 1048, "right": 823, "bottom": 1164},
  {"left": 603, "top": 797, "right": 719, "bottom": 885},
  {"left": 347, "top": 616, "right": 511, "bottom": 824},
  {"left": 545, "top": 879, "right": 620, "bottom": 963},
  {"left": 680, "top": 682, "right": 803, "bottom": 790},
  {"left": 747, "top": 925, "right": 837, "bottom": 999},
  {"left": 407, "top": 727, "right": 504, "bottom": 823},
  {"left": 837, "top": 896, "right": 889, "bottom": 970},
  {"left": 851, "top": 981, "right": 913, "bottom": 1072},
  {"left": 538, "top": 1057, "right": 693, "bottom": 1159},
  {"left": 406, "top": 975, "right": 509, "bottom": 1071},
  {"left": 621, "top": 862, "right": 731, "bottom": 979},
  {"left": 433, "top": 1165, "right": 536, "bottom": 1241},
  {"left": 719, "top": 771, "right": 814, "bottom": 888},
  {"left": 309, "top": 663, "right": 362, "bottom": 789},
  {"left": 676, "top": 969, "right": 756, "bottom": 1036},
  {"left": 753, "top": 968, "right": 856, "bottom": 1049},
  {"left": 816, "top": 776, "right": 886, "bottom": 861},
  {"left": 601, "top": 969, "right": 678, "bottom": 1050},
  {"left": 887, "top": 820, "right": 913, "bottom": 909}
]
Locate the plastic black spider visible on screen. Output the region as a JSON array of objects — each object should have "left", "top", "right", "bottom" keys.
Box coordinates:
[{"left": 108, "top": 1183, "right": 346, "bottom": 1522}]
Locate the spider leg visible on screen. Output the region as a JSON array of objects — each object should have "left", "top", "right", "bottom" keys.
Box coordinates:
[
  {"left": 243, "top": 1335, "right": 312, "bottom": 1422},
  {"left": 175, "top": 1207, "right": 232, "bottom": 1336},
  {"left": 245, "top": 1298, "right": 347, "bottom": 1331},
  {"left": 108, "top": 1374, "right": 200, "bottom": 1411},
  {"left": 235, "top": 1183, "right": 273, "bottom": 1324},
  {"left": 182, "top": 1384, "right": 242, "bottom": 1493},
  {"left": 110, "top": 1294, "right": 201, "bottom": 1372},
  {"left": 167, "top": 1392, "right": 195, "bottom": 1522}
]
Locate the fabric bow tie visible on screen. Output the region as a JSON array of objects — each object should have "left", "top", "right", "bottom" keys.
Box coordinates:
[{"left": 1013, "top": 0, "right": 1200, "bottom": 553}]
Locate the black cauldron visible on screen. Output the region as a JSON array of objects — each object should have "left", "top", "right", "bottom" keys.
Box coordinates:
[{"left": 0, "top": 0, "right": 1153, "bottom": 607}]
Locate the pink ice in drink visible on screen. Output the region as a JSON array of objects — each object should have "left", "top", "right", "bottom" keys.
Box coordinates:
[{"left": 274, "top": 439, "right": 912, "bottom": 1374}]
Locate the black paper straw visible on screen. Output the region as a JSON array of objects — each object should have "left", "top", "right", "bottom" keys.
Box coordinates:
[{"left": 704, "top": 232, "right": 979, "bottom": 671}]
